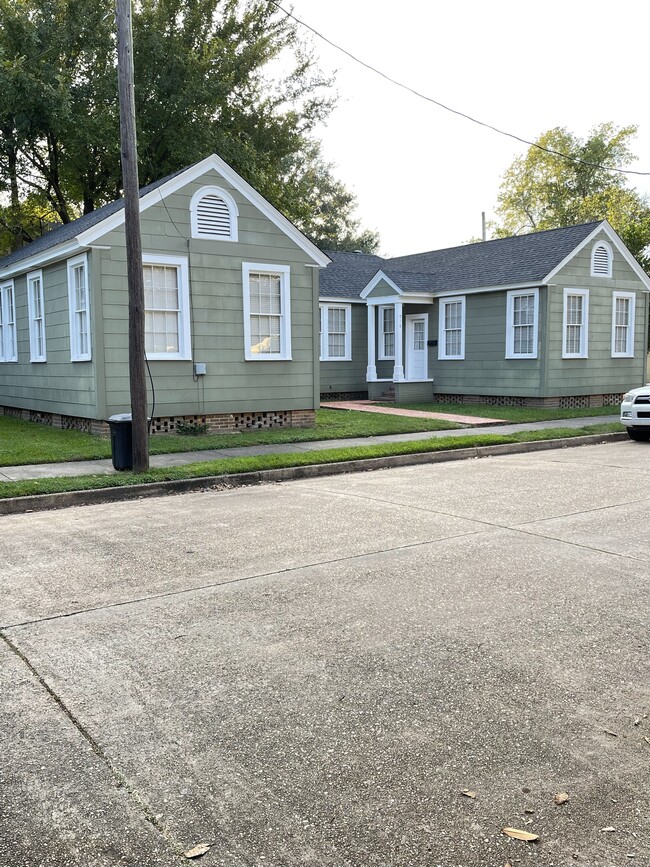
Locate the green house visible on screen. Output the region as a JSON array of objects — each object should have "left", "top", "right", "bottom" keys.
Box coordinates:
[
  {"left": 0, "top": 155, "right": 330, "bottom": 434},
  {"left": 319, "top": 222, "right": 650, "bottom": 407}
]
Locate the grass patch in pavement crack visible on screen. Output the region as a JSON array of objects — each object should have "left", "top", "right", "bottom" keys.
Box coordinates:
[{"left": 0, "top": 423, "right": 623, "bottom": 500}]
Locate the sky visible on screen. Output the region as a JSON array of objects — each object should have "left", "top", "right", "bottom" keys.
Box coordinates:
[{"left": 284, "top": 0, "right": 650, "bottom": 257}]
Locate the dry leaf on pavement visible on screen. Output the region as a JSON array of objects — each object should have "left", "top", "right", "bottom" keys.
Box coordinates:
[
  {"left": 184, "top": 843, "right": 211, "bottom": 859},
  {"left": 461, "top": 790, "right": 477, "bottom": 798},
  {"left": 554, "top": 792, "right": 569, "bottom": 805},
  {"left": 600, "top": 827, "right": 616, "bottom": 833},
  {"left": 501, "top": 827, "right": 539, "bottom": 841}
]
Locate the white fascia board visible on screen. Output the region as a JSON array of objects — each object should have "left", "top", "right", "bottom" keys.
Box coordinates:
[
  {"left": 364, "top": 291, "right": 434, "bottom": 306},
  {"left": 360, "top": 271, "right": 404, "bottom": 299},
  {"left": 319, "top": 295, "right": 366, "bottom": 304},
  {"left": 433, "top": 281, "right": 542, "bottom": 298},
  {"left": 543, "top": 220, "right": 650, "bottom": 291},
  {"left": 76, "top": 154, "right": 331, "bottom": 268},
  {"left": 0, "top": 240, "right": 85, "bottom": 280}
]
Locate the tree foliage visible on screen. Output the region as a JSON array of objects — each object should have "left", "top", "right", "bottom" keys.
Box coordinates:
[
  {"left": 492, "top": 124, "right": 650, "bottom": 269},
  {"left": 0, "top": 0, "right": 378, "bottom": 254}
]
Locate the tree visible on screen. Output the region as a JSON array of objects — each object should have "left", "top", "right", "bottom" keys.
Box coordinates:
[
  {"left": 0, "top": 0, "right": 378, "bottom": 255},
  {"left": 492, "top": 124, "right": 650, "bottom": 269}
]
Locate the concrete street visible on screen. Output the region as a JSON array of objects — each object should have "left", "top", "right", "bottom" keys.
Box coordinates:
[{"left": 2, "top": 440, "right": 649, "bottom": 866}]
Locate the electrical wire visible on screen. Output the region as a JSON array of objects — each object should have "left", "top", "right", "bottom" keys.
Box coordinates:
[{"left": 268, "top": 0, "right": 650, "bottom": 178}]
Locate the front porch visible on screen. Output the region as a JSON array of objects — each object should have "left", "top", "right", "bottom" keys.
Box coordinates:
[{"left": 365, "top": 297, "right": 434, "bottom": 401}]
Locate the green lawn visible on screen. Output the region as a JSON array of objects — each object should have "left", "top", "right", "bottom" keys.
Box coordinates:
[
  {"left": 0, "top": 409, "right": 462, "bottom": 467},
  {"left": 384, "top": 401, "right": 621, "bottom": 423},
  {"left": 0, "top": 422, "right": 623, "bottom": 500}
]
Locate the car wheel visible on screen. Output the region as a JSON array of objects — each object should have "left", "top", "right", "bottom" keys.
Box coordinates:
[{"left": 626, "top": 428, "right": 650, "bottom": 441}]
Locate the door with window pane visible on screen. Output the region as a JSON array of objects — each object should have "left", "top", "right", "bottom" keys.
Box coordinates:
[{"left": 406, "top": 315, "right": 428, "bottom": 380}]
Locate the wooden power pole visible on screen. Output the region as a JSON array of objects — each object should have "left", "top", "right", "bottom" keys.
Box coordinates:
[{"left": 115, "top": 0, "right": 149, "bottom": 472}]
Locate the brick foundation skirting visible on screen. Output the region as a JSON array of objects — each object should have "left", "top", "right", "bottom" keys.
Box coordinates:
[
  {"left": 433, "top": 393, "right": 624, "bottom": 409},
  {"left": 0, "top": 405, "right": 315, "bottom": 436},
  {"left": 321, "top": 391, "right": 369, "bottom": 402}
]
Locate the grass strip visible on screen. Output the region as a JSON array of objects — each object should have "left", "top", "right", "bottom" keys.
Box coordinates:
[
  {"left": 0, "top": 423, "right": 622, "bottom": 500},
  {"left": 0, "top": 408, "right": 461, "bottom": 467},
  {"left": 382, "top": 401, "right": 621, "bottom": 423}
]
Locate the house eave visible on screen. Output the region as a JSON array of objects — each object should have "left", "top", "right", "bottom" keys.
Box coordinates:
[{"left": 0, "top": 240, "right": 86, "bottom": 280}]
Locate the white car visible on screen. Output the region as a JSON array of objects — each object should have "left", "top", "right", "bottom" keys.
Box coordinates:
[{"left": 620, "top": 385, "right": 650, "bottom": 440}]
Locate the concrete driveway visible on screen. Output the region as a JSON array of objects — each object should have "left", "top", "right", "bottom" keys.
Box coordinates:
[{"left": 2, "top": 441, "right": 649, "bottom": 866}]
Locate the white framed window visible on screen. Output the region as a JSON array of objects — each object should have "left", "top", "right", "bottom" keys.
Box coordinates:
[
  {"left": 562, "top": 288, "right": 589, "bottom": 358},
  {"left": 591, "top": 241, "right": 612, "bottom": 277},
  {"left": 67, "top": 254, "right": 91, "bottom": 361},
  {"left": 378, "top": 305, "right": 395, "bottom": 359},
  {"left": 242, "top": 263, "right": 291, "bottom": 360},
  {"left": 143, "top": 254, "right": 191, "bottom": 360},
  {"left": 27, "top": 270, "right": 46, "bottom": 362},
  {"left": 190, "top": 185, "right": 238, "bottom": 242},
  {"left": 438, "top": 296, "right": 465, "bottom": 360},
  {"left": 611, "top": 291, "right": 635, "bottom": 358},
  {"left": 0, "top": 280, "right": 17, "bottom": 362},
  {"left": 506, "top": 288, "right": 538, "bottom": 359},
  {"left": 320, "top": 303, "right": 351, "bottom": 361}
]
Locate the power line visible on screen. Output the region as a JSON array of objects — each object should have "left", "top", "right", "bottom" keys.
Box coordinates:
[{"left": 268, "top": 0, "right": 650, "bottom": 178}]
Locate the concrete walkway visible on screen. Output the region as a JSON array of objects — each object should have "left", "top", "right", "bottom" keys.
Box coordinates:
[
  {"left": 322, "top": 399, "right": 507, "bottom": 424},
  {"left": 0, "top": 415, "right": 618, "bottom": 482}
]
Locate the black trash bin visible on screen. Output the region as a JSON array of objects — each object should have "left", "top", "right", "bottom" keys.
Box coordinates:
[{"left": 107, "top": 413, "right": 133, "bottom": 470}]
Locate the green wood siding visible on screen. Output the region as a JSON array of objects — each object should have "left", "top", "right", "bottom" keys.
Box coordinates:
[
  {"left": 320, "top": 304, "right": 367, "bottom": 394},
  {"left": 431, "top": 290, "right": 544, "bottom": 397},
  {"left": 93, "top": 169, "right": 319, "bottom": 417},
  {"left": 544, "top": 232, "right": 648, "bottom": 395},
  {"left": 0, "top": 258, "right": 99, "bottom": 417}
]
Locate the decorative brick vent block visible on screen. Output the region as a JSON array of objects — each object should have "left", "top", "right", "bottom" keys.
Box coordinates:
[{"left": 320, "top": 391, "right": 369, "bottom": 401}]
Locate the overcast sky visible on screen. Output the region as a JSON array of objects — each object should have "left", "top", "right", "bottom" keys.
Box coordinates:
[{"left": 285, "top": 0, "right": 650, "bottom": 257}]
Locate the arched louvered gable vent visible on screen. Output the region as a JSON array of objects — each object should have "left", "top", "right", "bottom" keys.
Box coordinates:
[
  {"left": 591, "top": 241, "right": 612, "bottom": 277},
  {"left": 190, "top": 185, "right": 239, "bottom": 241},
  {"left": 197, "top": 194, "right": 230, "bottom": 236}
]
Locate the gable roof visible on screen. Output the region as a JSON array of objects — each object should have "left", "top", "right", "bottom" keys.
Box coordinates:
[
  {"left": 319, "top": 250, "right": 386, "bottom": 298},
  {"left": 324, "top": 222, "right": 650, "bottom": 299},
  {"left": 0, "top": 154, "right": 330, "bottom": 277}
]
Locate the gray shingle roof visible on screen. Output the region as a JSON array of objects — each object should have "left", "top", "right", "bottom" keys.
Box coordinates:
[
  {"left": 322, "top": 222, "right": 603, "bottom": 297},
  {"left": 319, "top": 250, "right": 386, "bottom": 298},
  {"left": 0, "top": 169, "right": 185, "bottom": 271}
]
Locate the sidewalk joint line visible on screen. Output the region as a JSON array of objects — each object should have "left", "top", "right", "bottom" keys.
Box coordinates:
[{"left": 0, "top": 630, "right": 185, "bottom": 858}]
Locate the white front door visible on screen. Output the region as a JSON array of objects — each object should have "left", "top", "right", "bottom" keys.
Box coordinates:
[{"left": 405, "top": 315, "right": 428, "bottom": 380}]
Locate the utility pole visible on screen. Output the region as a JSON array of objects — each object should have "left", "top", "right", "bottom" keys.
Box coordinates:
[{"left": 115, "top": 0, "right": 149, "bottom": 472}]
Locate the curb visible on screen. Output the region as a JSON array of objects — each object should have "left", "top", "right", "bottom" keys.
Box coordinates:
[{"left": 0, "top": 431, "right": 628, "bottom": 516}]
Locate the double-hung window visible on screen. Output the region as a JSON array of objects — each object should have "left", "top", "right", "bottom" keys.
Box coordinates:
[
  {"left": 67, "top": 254, "right": 91, "bottom": 361},
  {"left": 242, "top": 263, "right": 291, "bottom": 360},
  {"left": 438, "top": 296, "right": 465, "bottom": 360},
  {"left": 562, "top": 288, "right": 589, "bottom": 358},
  {"left": 27, "top": 270, "right": 46, "bottom": 362},
  {"left": 0, "top": 281, "right": 17, "bottom": 362},
  {"left": 612, "top": 292, "right": 635, "bottom": 358},
  {"left": 378, "top": 305, "right": 395, "bottom": 359},
  {"left": 143, "top": 254, "right": 191, "bottom": 360},
  {"left": 506, "top": 289, "right": 538, "bottom": 359},
  {"left": 320, "top": 303, "right": 351, "bottom": 360}
]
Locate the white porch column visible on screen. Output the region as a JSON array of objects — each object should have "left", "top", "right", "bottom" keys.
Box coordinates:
[
  {"left": 366, "top": 304, "right": 377, "bottom": 381},
  {"left": 393, "top": 301, "right": 404, "bottom": 381}
]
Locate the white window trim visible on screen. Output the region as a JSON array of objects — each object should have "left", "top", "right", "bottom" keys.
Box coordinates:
[
  {"left": 611, "top": 291, "right": 635, "bottom": 358},
  {"left": 190, "top": 184, "right": 239, "bottom": 242},
  {"left": 591, "top": 240, "right": 613, "bottom": 278},
  {"left": 242, "top": 262, "right": 291, "bottom": 361},
  {"left": 67, "top": 253, "right": 91, "bottom": 361},
  {"left": 505, "top": 288, "right": 539, "bottom": 359},
  {"left": 319, "top": 302, "right": 352, "bottom": 361},
  {"left": 562, "top": 288, "right": 589, "bottom": 359},
  {"left": 143, "top": 253, "right": 192, "bottom": 361},
  {"left": 0, "top": 280, "right": 17, "bottom": 362},
  {"left": 27, "top": 269, "right": 46, "bottom": 362},
  {"left": 378, "top": 304, "right": 395, "bottom": 360},
  {"left": 438, "top": 296, "right": 466, "bottom": 360}
]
